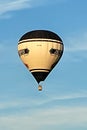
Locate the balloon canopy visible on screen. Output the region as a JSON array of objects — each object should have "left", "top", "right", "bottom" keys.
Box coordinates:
[{"left": 18, "top": 30, "right": 64, "bottom": 84}]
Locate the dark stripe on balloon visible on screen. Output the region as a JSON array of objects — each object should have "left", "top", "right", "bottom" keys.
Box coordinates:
[{"left": 18, "top": 39, "right": 63, "bottom": 45}]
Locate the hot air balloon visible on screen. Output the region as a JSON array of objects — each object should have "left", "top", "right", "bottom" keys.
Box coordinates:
[{"left": 18, "top": 30, "right": 64, "bottom": 91}]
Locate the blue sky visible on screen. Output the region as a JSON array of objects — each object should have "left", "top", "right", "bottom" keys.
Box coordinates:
[{"left": 0, "top": 0, "right": 87, "bottom": 130}]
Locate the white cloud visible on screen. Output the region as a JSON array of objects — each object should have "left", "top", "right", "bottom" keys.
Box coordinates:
[
  {"left": 63, "top": 32, "right": 87, "bottom": 62},
  {"left": 65, "top": 32, "right": 87, "bottom": 52},
  {"left": 0, "top": 107, "right": 87, "bottom": 130},
  {"left": 0, "top": 91, "right": 87, "bottom": 110},
  {"left": 0, "top": 91, "right": 87, "bottom": 130},
  {"left": 0, "top": 0, "right": 69, "bottom": 19},
  {"left": 51, "top": 92, "right": 87, "bottom": 101},
  {"left": 0, "top": 0, "right": 31, "bottom": 19},
  {"left": 35, "top": 107, "right": 87, "bottom": 126}
]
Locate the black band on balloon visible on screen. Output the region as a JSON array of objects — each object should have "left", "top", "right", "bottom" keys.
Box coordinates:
[
  {"left": 18, "top": 39, "right": 63, "bottom": 45},
  {"left": 31, "top": 71, "right": 49, "bottom": 83}
]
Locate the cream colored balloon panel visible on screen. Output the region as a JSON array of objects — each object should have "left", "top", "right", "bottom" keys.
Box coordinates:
[
  {"left": 28, "top": 40, "right": 61, "bottom": 70},
  {"left": 27, "top": 40, "right": 51, "bottom": 70},
  {"left": 18, "top": 42, "right": 28, "bottom": 64},
  {"left": 47, "top": 41, "right": 62, "bottom": 69},
  {"left": 18, "top": 43, "right": 30, "bottom": 63},
  {"left": 18, "top": 40, "right": 62, "bottom": 71},
  {"left": 18, "top": 41, "right": 47, "bottom": 70}
]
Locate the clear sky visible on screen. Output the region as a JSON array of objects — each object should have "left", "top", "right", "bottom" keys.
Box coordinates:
[{"left": 0, "top": 0, "right": 87, "bottom": 130}]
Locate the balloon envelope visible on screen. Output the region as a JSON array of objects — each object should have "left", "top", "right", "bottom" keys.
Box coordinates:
[{"left": 18, "top": 30, "right": 64, "bottom": 83}]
